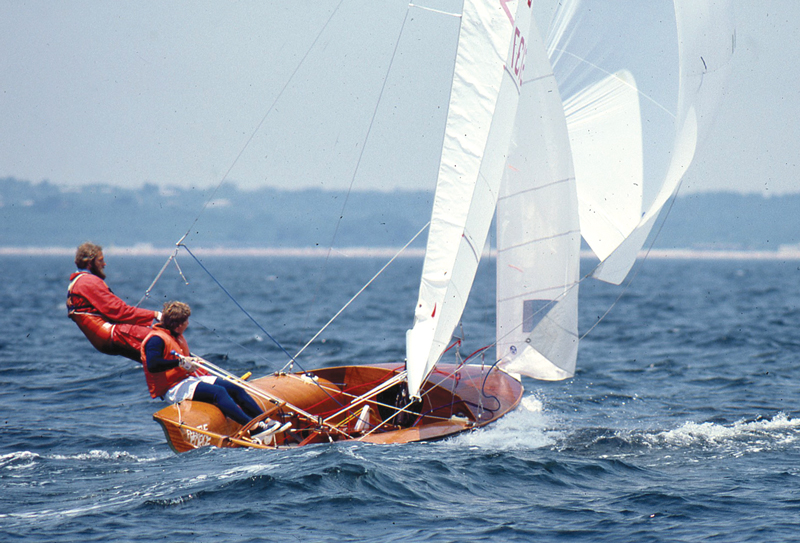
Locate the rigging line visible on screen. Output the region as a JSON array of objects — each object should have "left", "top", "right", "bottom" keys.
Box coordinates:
[
  {"left": 191, "top": 317, "right": 275, "bottom": 367},
  {"left": 486, "top": 190, "right": 682, "bottom": 354},
  {"left": 136, "top": 246, "right": 184, "bottom": 307},
  {"left": 140, "top": 1, "right": 347, "bottom": 301},
  {"left": 179, "top": 244, "right": 302, "bottom": 369},
  {"left": 178, "top": 0, "right": 348, "bottom": 246},
  {"left": 580, "top": 188, "right": 683, "bottom": 340},
  {"left": 283, "top": 221, "right": 430, "bottom": 373},
  {"left": 302, "top": 6, "right": 414, "bottom": 330},
  {"left": 552, "top": 48, "right": 676, "bottom": 119}
]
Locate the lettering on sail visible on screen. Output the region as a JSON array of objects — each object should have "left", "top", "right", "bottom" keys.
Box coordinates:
[
  {"left": 510, "top": 27, "right": 527, "bottom": 88},
  {"left": 501, "top": 1, "right": 528, "bottom": 89}
]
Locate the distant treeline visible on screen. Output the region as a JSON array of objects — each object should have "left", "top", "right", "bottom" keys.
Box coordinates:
[{"left": 1, "top": 177, "right": 797, "bottom": 251}]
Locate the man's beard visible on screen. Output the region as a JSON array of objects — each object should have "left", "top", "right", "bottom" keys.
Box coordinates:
[{"left": 89, "top": 261, "right": 106, "bottom": 280}]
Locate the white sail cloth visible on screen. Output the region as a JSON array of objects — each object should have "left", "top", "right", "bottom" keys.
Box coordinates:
[
  {"left": 406, "top": 0, "right": 536, "bottom": 399},
  {"left": 408, "top": 0, "right": 735, "bottom": 393},
  {"left": 495, "top": 18, "right": 580, "bottom": 381},
  {"left": 548, "top": 0, "right": 735, "bottom": 284}
]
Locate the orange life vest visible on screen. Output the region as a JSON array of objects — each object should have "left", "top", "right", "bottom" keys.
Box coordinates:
[{"left": 140, "top": 325, "right": 201, "bottom": 399}]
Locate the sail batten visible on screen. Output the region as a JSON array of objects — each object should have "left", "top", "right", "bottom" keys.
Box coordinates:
[
  {"left": 497, "top": 229, "right": 580, "bottom": 255},
  {"left": 497, "top": 176, "right": 573, "bottom": 201}
]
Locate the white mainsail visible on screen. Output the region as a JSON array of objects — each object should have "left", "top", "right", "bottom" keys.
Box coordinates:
[
  {"left": 406, "top": 0, "right": 535, "bottom": 399},
  {"left": 495, "top": 14, "right": 580, "bottom": 381}
]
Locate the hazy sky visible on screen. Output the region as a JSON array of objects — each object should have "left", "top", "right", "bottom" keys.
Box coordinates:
[{"left": 2, "top": 1, "right": 798, "bottom": 195}]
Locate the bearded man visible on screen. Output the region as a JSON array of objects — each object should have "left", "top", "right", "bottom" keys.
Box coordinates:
[{"left": 67, "top": 242, "right": 161, "bottom": 362}]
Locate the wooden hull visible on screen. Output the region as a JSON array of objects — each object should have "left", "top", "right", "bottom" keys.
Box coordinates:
[{"left": 152, "top": 363, "right": 523, "bottom": 453}]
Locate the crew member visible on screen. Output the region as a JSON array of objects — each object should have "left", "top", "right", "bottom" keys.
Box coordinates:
[
  {"left": 141, "top": 301, "right": 285, "bottom": 441},
  {"left": 67, "top": 242, "right": 159, "bottom": 362}
]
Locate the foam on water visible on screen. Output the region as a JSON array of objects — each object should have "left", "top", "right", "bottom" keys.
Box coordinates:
[
  {"left": 449, "top": 394, "right": 563, "bottom": 450},
  {"left": 48, "top": 449, "right": 158, "bottom": 463},
  {"left": 650, "top": 413, "right": 800, "bottom": 452}
]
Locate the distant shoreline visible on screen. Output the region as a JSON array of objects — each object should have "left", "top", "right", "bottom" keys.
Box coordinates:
[{"left": 3, "top": 245, "right": 800, "bottom": 260}]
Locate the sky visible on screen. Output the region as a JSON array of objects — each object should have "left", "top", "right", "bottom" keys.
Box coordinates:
[{"left": 1, "top": 0, "right": 798, "bottom": 195}]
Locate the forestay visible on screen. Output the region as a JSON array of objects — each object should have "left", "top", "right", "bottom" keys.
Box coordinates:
[{"left": 405, "top": 0, "right": 535, "bottom": 399}]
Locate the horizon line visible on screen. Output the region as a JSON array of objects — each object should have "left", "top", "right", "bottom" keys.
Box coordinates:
[{"left": 2, "top": 244, "right": 800, "bottom": 260}]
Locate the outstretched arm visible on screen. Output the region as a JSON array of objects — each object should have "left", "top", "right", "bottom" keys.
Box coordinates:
[{"left": 74, "top": 274, "right": 157, "bottom": 325}]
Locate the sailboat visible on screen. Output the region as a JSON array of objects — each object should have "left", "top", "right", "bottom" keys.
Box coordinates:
[{"left": 152, "top": 0, "right": 734, "bottom": 452}]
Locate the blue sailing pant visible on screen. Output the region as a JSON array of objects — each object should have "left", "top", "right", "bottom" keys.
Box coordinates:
[{"left": 193, "top": 378, "right": 263, "bottom": 426}]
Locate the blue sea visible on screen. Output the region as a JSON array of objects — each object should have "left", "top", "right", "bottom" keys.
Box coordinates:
[{"left": 3, "top": 253, "right": 800, "bottom": 542}]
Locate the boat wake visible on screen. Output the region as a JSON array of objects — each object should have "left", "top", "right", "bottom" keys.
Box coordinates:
[{"left": 448, "top": 394, "right": 562, "bottom": 451}]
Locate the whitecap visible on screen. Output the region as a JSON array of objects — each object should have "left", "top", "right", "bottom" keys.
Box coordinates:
[
  {"left": 0, "top": 451, "right": 40, "bottom": 470},
  {"left": 447, "top": 393, "right": 562, "bottom": 451},
  {"left": 648, "top": 413, "right": 800, "bottom": 455},
  {"left": 47, "top": 449, "right": 158, "bottom": 463}
]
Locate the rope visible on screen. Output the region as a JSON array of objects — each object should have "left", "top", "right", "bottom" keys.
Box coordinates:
[
  {"left": 141, "top": 0, "right": 347, "bottom": 302},
  {"left": 178, "top": 0, "right": 347, "bottom": 248},
  {"left": 303, "top": 5, "right": 414, "bottom": 330},
  {"left": 179, "top": 244, "right": 301, "bottom": 368},
  {"left": 283, "top": 221, "right": 430, "bottom": 373},
  {"left": 136, "top": 246, "right": 183, "bottom": 307},
  {"left": 579, "top": 189, "right": 682, "bottom": 340}
]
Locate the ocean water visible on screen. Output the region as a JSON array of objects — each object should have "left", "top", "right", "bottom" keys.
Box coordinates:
[{"left": 3, "top": 253, "right": 800, "bottom": 542}]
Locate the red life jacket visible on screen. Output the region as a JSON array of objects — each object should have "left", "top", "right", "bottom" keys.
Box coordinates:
[
  {"left": 67, "top": 271, "right": 156, "bottom": 362},
  {"left": 140, "top": 325, "right": 207, "bottom": 399},
  {"left": 67, "top": 272, "right": 116, "bottom": 353}
]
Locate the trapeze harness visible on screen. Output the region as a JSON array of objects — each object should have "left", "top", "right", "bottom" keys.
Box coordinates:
[{"left": 140, "top": 325, "right": 209, "bottom": 399}]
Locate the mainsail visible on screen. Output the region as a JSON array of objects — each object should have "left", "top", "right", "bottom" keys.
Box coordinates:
[{"left": 405, "top": 0, "right": 536, "bottom": 399}]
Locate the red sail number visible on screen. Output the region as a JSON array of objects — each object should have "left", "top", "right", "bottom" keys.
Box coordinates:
[{"left": 511, "top": 27, "right": 527, "bottom": 87}]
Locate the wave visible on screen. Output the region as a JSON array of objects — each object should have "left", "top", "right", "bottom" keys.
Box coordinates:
[
  {"left": 557, "top": 413, "right": 800, "bottom": 460},
  {"left": 447, "top": 394, "right": 563, "bottom": 451},
  {"left": 648, "top": 413, "right": 800, "bottom": 451}
]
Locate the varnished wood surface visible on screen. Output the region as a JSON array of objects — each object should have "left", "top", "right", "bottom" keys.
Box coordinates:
[{"left": 153, "top": 363, "right": 523, "bottom": 453}]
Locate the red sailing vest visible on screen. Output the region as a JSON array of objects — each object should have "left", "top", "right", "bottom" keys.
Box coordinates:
[
  {"left": 67, "top": 271, "right": 115, "bottom": 353},
  {"left": 140, "top": 325, "right": 206, "bottom": 398}
]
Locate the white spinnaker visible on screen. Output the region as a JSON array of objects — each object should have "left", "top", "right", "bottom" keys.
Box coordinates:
[
  {"left": 546, "top": 0, "right": 734, "bottom": 284},
  {"left": 592, "top": 0, "right": 735, "bottom": 284},
  {"left": 562, "top": 70, "right": 643, "bottom": 263},
  {"left": 496, "top": 16, "right": 580, "bottom": 381},
  {"left": 406, "top": 0, "right": 533, "bottom": 399}
]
